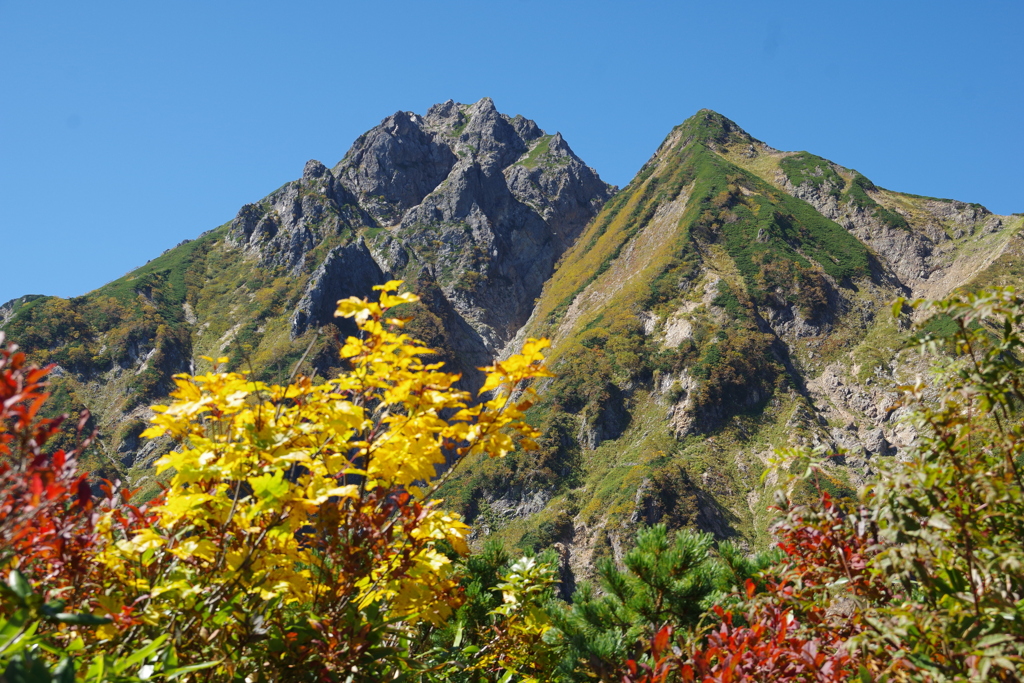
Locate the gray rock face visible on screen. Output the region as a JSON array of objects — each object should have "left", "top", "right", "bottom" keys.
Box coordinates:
[
  {"left": 226, "top": 159, "right": 374, "bottom": 273},
  {"left": 780, "top": 177, "right": 1002, "bottom": 296},
  {"left": 334, "top": 111, "right": 458, "bottom": 225},
  {"left": 226, "top": 98, "right": 612, "bottom": 363},
  {"left": 923, "top": 199, "right": 991, "bottom": 226},
  {"left": 334, "top": 97, "right": 614, "bottom": 353},
  {"left": 290, "top": 239, "right": 386, "bottom": 338},
  {"left": 782, "top": 176, "right": 931, "bottom": 287}
]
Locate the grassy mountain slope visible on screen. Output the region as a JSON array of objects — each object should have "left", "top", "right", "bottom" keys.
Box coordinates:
[
  {"left": 1, "top": 221, "right": 340, "bottom": 493},
  {"left": 440, "top": 110, "right": 1024, "bottom": 584}
]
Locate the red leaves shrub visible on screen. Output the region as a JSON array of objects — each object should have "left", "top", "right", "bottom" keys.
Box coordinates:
[
  {"left": 620, "top": 493, "right": 890, "bottom": 683},
  {"left": 0, "top": 332, "right": 158, "bottom": 634},
  {"left": 0, "top": 332, "right": 95, "bottom": 578},
  {"left": 622, "top": 601, "right": 855, "bottom": 683},
  {"left": 773, "top": 493, "right": 888, "bottom": 605},
  {"left": 679, "top": 603, "right": 853, "bottom": 682}
]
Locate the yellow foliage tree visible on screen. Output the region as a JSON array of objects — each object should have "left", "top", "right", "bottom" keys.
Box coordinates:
[{"left": 90, "top": 280, "right": 552, "bottom": 680}]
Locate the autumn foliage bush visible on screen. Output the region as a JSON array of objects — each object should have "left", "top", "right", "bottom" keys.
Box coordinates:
[
  {"left": 0, "top": 331, "right": 170, "bottom": 682},
  {"left": 1, "top": 282, "right": 552, "bottom": 681}
]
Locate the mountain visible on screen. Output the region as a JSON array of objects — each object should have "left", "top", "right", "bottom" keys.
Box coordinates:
[
  {"left": 435, "top": 110, "right": 1023, "bottom": 586},
  {"left": 3, "top": 104, "right": 1022, "bottom": 587},
  {"left": 0, "top": 98, "right": 612, "bottom": 490}
]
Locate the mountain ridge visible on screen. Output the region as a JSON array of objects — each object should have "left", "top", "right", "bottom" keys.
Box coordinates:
[
  {"left": 2, "top": 104, "right": 1022, "bottom": 586},
  {"left": 437, "top": 108, "right": 1023, "bottom": 585}
]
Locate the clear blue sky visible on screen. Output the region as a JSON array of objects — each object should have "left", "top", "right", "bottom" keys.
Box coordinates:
[{"left": 1, "top": 0, "right": 1021, "bottom": 305}]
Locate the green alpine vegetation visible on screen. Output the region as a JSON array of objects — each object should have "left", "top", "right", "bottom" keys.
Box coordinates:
[{"left": 437, "top": 108, "right": 1024, "bottom": 576}]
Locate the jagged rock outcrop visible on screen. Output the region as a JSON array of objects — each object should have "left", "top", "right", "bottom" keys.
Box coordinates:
[
  {"left": 228, "top": 97, "right": 613, "bottom": 361},
  {"left": 334, "top": 97, "right": 614, "bottom": 353},
  {"left": 335, "top": 112, "right": 459, "bottom": 225},
  {"left": 227, "top": 159, "right": 374, "bottom": 273},
  {"left": 290, "top": 239, "right": 386, "bottom": 338}
]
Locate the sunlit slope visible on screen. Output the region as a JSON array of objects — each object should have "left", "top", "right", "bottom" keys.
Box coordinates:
[{"left": 443, "top": 110, "right": 1023, "bottom": 584}]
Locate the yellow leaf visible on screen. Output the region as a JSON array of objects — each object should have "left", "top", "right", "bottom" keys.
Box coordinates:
[
  {"left": 95, "top": 622, "right": 119, "bottom": 641},
  {"left": 372, "top": 279, "right": 405, "bottom": 292},
  {"left": 140, "top": 425, "right": 165, "bottom": 439},
  {"left": 479, "top": 372, "right": 506, "bottom": 395},
  {"left": 129, "top": 528, "right": 166, "bottom": 553}
]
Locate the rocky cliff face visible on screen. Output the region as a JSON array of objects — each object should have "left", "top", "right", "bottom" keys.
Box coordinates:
[
  {"left": 226, "top": 159, "right": 374, "bottom": 273},
  {"left": 226, "top": 97, "right": 612, "bottom": 359},
  {"left": 289, "top": 239, "right": 386, "bottom": 339},
  {"left": 335, "top": 97, "right": 613, "bottom": 354}
]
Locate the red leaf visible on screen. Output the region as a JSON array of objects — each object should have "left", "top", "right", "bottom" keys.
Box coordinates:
[
  {"left": 652, "top": 625, "right": 671, "bottom": 657},
  {"left": 76, "top": 477, "right": 93, "bottom": 510}
]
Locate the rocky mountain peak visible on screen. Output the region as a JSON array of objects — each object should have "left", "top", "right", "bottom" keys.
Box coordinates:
[
  {"left": 212, "top": 98, "right": 616, "bottom": 377},
  {"left": 333, "top": 112, "right": 457, "bottom": 225},
  {"left": 676, "top": 109, "right": 759, "bottom": 151},
  {"left": 322, "top": 98, "right": 614, "bottom": 355},
  {"left": 455, "top": 98, "right": 527, "bottom": 170},
  {"left": 511, "top": 115, "right": 543, "bottom": 142},
  {"left": 426, "top": 99, "right": 459, "bottom": 119},
  {"left": 302, "top": 159, "right": 329, "bottom": 180},
  {"left": 635, "top": 109, "right": 768, "bottom": 179},
  {"left": 547, "top": 132, "right": 571, "bottom": 157},
  {"left": 380, "top": 109, "right": 427, "bottom": 137}
]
